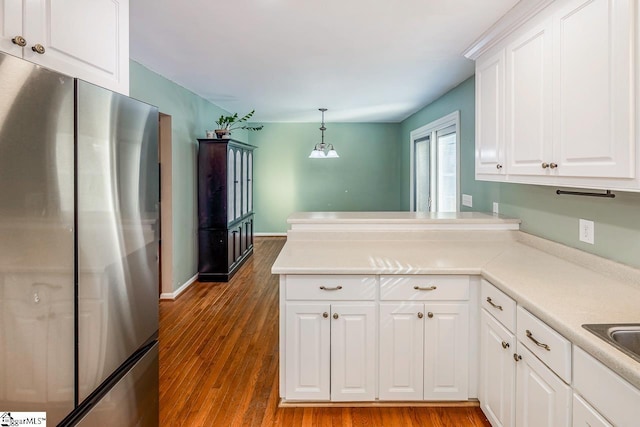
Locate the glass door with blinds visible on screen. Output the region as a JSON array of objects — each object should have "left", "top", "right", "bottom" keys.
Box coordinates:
[{"left": 411, "top": 111, "right": 459, "bottom": 212}]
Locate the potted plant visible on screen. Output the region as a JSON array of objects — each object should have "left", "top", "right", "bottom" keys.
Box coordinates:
[{"left": 212, "top": 110, "right": 264, "bottom": 139}]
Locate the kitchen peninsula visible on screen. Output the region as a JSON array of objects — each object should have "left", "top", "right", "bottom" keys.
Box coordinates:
[{"left": 273, "top": 212, "right": 640, "bottom": 425}]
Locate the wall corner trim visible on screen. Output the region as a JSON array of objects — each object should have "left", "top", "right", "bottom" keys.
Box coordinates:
[{"left": 160, "top": 273, "right": 199, "bottom": 300}]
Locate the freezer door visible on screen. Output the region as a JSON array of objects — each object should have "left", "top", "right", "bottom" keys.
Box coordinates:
[
  {"left": 75, "top": 342, "right": 159, "bottom": 427},
  {"left": 76, "top": 80, "right": 159, "bottom": 403},
  {"left": 0, "top": 53, "right": 75, "bottom": 424}
]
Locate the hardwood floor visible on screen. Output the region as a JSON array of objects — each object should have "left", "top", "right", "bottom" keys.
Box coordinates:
[{"left": 159, "top": 237, "right": 491, "bottom": 426}]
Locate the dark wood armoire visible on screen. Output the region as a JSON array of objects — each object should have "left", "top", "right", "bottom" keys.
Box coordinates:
[{"left": 197, "top": 138, "right": 255, "bottom": 281}]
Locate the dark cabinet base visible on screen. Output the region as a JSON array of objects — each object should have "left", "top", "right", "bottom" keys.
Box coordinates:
[
  {"left": 198, "top": 215, "right": 254, "bottom": 282},
  {"left": 198, "top": 246, "right": 253, "bottom": 282}
]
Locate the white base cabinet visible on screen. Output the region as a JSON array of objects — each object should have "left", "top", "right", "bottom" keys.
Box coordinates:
[
  {"left": 284, "top": 302, "right": 376, "bottom": 401},
  {"left": 514, "top": 343, "right": 571, "bottom": 426},
  {"left": 379, "top": 302, "right": 469, "bottom": 401},
  {"left": 572, "top": 394, "right": 612, "bottom": 427},
  {"left": 479, "top": 309, "right": 516, "bottom": 427}
]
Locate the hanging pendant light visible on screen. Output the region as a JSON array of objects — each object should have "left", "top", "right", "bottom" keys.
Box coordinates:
[{"left": 309, "top": 108, "right": 339, "bottom": 159}]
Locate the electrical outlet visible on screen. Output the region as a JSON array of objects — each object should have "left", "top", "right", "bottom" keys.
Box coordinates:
[
  {"left": 462, "top": 194, "right": 473, "bottom": 207},
  {"left": 493, "top": 202, "right": 499, "bottom": 215},
  {"left": 579, "top": 219, "right": 595, "bottom": 244}
]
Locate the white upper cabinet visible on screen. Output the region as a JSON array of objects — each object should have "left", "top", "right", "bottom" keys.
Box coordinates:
[
  {"left": 0, "top": 0, "right": 129, "bottom": 94},
  {"left": 476, "top": 49, "right": 506, "bottom": 178},
  {"left": 506, "top": 19, "right": 553, "bottom": 176},
  {"left": 470, "top": 0, "right": 638, "bottom": 190},
  {"left": 553, "top": 0, "right": 634, "bottom": 178}
]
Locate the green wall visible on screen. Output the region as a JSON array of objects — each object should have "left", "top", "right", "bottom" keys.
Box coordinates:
[
  {"left": 129, "top": 61, "right": 247, "bottom": 292},
  {"left": 249, "top": 123, "right": 402, "bottom": 233},
  {"left": 401, "top": 75, "right": 640, "bottom": 269},
  {"left": 399, "top": 77, "right": 499, "bottom": 213}
]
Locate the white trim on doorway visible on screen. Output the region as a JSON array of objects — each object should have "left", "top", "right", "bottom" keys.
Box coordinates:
[{"left": 409, "top": 111, "right": 461, "bottom": 212}]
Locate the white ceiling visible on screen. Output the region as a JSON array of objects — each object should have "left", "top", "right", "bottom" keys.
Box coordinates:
[{"left": 130, "top": 0, "right": 519, "bottom": 123}]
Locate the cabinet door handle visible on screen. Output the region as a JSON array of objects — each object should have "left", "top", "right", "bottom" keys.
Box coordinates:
[
  {"left": 496, "top": 164, "right": 503, "bottom": 170},
  {"left": 526, "top": 330, "right": 550, "bottom": 351},
  {"left": 31, "top": 43, "right": 45, "bottom": 54},
  {"left": 501, "top": 341, "right": 510, "bottom": 349},
  {"left": 486, "top": 297, "right": 503, "bottom": 311},
  {"left": 541, "top": 162, "right": 550, "bottom": 169},
  {"left": 513, "top": 353, "right": 522, "bottom": 362},
  {"left": 549, "top": 162, "right": 558, "bottom": 169},
  {"left": 427, "top": 312, "right": 434, "bottom": 318},
  {"left": 322, "top": 312, "right": 328, "bottom": 318},
  {"left": 319, "top": 285, "right": 342, "bottom": 291},
  {"left": 12, "top": 35, "right": 27, "bottom": 46},
  {"left": 333, "top": 313, "right": 339, "bottom": 319},
  {"left": 417, "top": 312, "right": 424, "bottom": 319},
  {"left": 413, "top": 285, "right": 437, "bottom": 291}
]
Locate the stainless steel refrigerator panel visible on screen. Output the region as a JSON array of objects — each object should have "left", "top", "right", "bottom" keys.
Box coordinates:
[
  {"left": 76, "top": 80, "right": 159, "bottom": 403},
  {"left": 75, "top": 343, "right": 159, "bottom": 427},
  {"left": 0, "top": 53, "right": 75, "bottom": 424}
]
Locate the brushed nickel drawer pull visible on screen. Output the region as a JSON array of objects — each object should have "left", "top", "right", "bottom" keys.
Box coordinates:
[
  {"left": 526, "top": 330, "right": 551, "bottom": 351},
  {"left": 413, "top": 285, "right": 437, "bottom": 291},
  {"left": 486, "top": 297, "right": 503, "bottom": 311},
  {"left": 319, "top": 285, "right": 342, "bottom": 291}
]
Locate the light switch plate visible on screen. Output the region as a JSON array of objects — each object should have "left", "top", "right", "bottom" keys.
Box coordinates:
[
  {"left": 579, "top": 219, "right": 595, "bottom": 244},
  {"left": 493, "top": 202, "right": 499, "bottom": 214},
  {"left": 462, "top": 194, "right": 473, "bottom": 207}
]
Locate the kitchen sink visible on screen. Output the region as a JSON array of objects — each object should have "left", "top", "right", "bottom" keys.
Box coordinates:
[{"left": 583, "top": 324, "right": 640, "bottom": 363}]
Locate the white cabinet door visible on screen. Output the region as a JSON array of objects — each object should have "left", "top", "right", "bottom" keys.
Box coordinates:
[
  {"left": 476, "top": 49, "right": 506, "bottom": 177},
  {"left": 0, "top": 0, "right": 23, "bottom": 56},
  {"left": 330, "top": 303, "right": 376, "bottom": 401},
  {"left": 423, "top": 303, "right": 469, "bottom": 400},
  {"left": 515, "top": 344, "right": 571, "bottom": 427},
  {"left": 506, "top": 19, "right": 553, "bottom": 176},
  {"left": 379, "top": 303, "right": 424, "bottom": 400},
  {"left": 572, "top": 394, "right": 612, "bottom": 427},
  {"left": 479, "top": 310, "right": 516, "bottom": 427},
  {"left": 0, "top": 0, "right": 128, "bottom": 93},
  {"left": 23, "top": 0, "right": 129, "bottom": 94},
  {"left": 552, "top": 0, "right": 634, "bottom": 178},
  {"left": 285, "top": 303, "right": 330, "bottom": 400}
]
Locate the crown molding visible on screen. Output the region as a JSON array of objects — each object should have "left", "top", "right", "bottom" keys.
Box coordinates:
[{"left": 463, "top": 0, "right": 556, "bottom": 60}]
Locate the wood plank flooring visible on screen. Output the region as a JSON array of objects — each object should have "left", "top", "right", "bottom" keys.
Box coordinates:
[{"left": 159, "top": 237, "right": 491, "bottom": 426}]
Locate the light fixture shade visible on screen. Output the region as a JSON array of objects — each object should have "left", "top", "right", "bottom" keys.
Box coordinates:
[
  {"left": 326, "top": 149, "right": 339, "bottom": 158},
  {"left": 309, "top": 149, "right": 326, "bottom": 158}
]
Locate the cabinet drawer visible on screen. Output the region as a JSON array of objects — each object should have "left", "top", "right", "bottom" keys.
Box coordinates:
[
  {"left": 380, "top": 275, "right": 469, "bottom": 301},
  {"left": 285, "top": 275, "right": 376, "bottom": 300},
  {"left": 573, "top": 346, "right": 640, "bottom": 427},
  {"left": 480, "top": 279, "right": 516, "bottom": 332},
  {"left": 516, "top": 307, "right": 571, "bottom": 383}
]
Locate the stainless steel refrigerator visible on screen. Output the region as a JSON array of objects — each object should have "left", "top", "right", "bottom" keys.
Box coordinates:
[{"left": 0, "top": 52, "right": 159, "bottom": 426}]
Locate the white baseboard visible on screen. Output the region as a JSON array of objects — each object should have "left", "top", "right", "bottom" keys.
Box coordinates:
[
  {"left": 255, "top": 232, "right": 287, "bottom": 237},
  {"left": 160, "top": 273, "right": 198, "bottom": 300}
]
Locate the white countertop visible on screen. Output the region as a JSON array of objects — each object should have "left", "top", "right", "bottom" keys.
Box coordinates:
[
  {"left": 272, "top": 229, "right": 640, "bottom": 390},
  {"left": 286, "top": 211, "right": 521, "bottom": 232}
]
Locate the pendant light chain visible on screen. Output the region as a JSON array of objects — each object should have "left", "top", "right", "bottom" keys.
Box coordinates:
[{"left": 309, "top": 108, "right": 339, "bottom": 159}]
